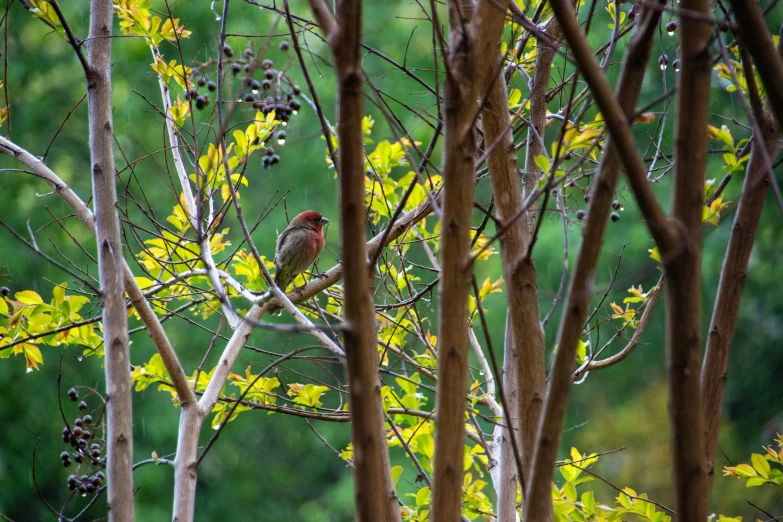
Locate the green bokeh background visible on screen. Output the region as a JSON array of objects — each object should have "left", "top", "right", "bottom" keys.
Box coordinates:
[{"left": 1, "top": 0, "right": 782, "bottom": 519}]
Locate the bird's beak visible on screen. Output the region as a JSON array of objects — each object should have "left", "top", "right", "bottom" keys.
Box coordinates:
[{"left": 320, "top": 217, "right": 329, "bottom": 225}]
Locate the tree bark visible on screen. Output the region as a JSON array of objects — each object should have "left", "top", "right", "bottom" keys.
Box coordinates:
[
  {"left": 430, "top": 10, "right": 479, "bottom": 519},
  {"left": 663, "top": 0, "right": 712, "bottom": 513},
  {"left": 480, "top": 54, "right": 544, "bottom": 516},
  {"left": 306, "top": 0, "right": 402, "bottom": 518},
  {"left": 86, "top": 0, "right": 134, "bottom": 519},
  {"left": 702, "top": 118, "right": 778, "bottom": 488},
  {"left": 523, "top": 3, "right": 665, "bottom": 519}
]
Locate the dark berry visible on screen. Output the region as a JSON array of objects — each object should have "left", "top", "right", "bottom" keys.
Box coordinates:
[
  {"left": 262, "top": 59, "right": 273, "bottom": 70},
  {"left": 61, "top": 451, "right": 70, "bottom": 460},
  {"left": 195, "top": 96, "right": 208, "bottom": 110},
  {"left": 658, "top": 55, "right": 668, "bottom": 68},
  {"left": 83, "top": 415, "right": 92, "bottom": 425},
  {"left": 74, "top": 453, "right": 83, "bottom": 463},
  {"left": 223, "top": 43, "right": 233, "bottom": 57},
  {"left": 79, "top": 400, "right": 88, "bottom": 411},
  {"left": 244, "top": 48, "right": 255, "bottom": 59},
  {"left": 244, "top": 93, "right": 256, "bottom": 102},
  {"left": 611, "top": 212, "right": 620, "bottom": 222},
  {"left": 279, "top": 41, "right": 290, "bottom": 51},
  {"left": 584, "top": 193, "right": 590, "bottom": 203},
  {"left": 68, "top": 388, "right": 78, "bottom": 402},
  {"left": 673, "top": 59, "right": 681, "bottom": 71},
  {"left": 253, "top": 101, "right": 264, "bottom": 110},
  {"left": 85, "top": 483, "right": 96, "bottom": 494},
  {"left": 293, "top": 85, "right": 302, "bottom": 95},
  {"left": 666, "top": 20, "right": 677, "bottom": 33},
  {"left": 265, "top": 147, "right": 275, "bottom": 156},
  {"left": 612, "top": 200, "right": 622, "bottom": 210},
  {"left": 91, "top": 443, "right": 101, "bottom": 451},
  {"left": 242, "top": 76, "right": 253, "bottom": 88},
  {"left": 244, "top": 64, "right": 252, "bottom": 73},
  {"left": 187, "top": 88, "right": 199, "bottom": 100},
  {"left": 576, "top": 209, "right": 586, "bottom": 220},
  {"left": 276, "top": 130, "right": 287, "bottom": 142},
  {"left": 91, "top": 449, "right": 101, "bottom": 459},
  {"left": 96, "top": 471, "right": 105, "bottom": 482},
  {"left": 261, "top": 79, "right": 272, "bottom": 90},
  {"left": 72, "top": 426, "right": 83, "bottom": 437},
  {"left": 207, "top": 81, "right": 217, "bottom": 92},
  {"left": 231, "top": 63, "right": 242, "bottom": 75},
  {"left": 74, "top": 417, "right": 83, "bottom": 427},
  {"left": 68, "top": 475, "right": 79, "bottom": 488},
  {"left": 80, "top": 429, "right": 91, "bottom": 440},
  {"left": 289, "top": 99, "right": 301, "bottom": 111},
  {"left": 628, "top": 6, "right": 636, "bottom": 18},
  {"left": 197, "top": 77, "right": 207, "bottom": 87},
  {"left": 251, "top": 79, "right": 262, "bottom": 91},
  {"left": 262, "top": 156, "right": 273, "bottom": 168},
  {"left": 91, "top": 475, "right": 103, "bottom": 486},
  {"left": 264, "top": 69, "right": 275, "bottom": 80},
  {"left": 271, "top": 155, "right": 281, "bottom": 165},
  {"left": 0, "top": 287, "right": 9, "bottom": 296}
]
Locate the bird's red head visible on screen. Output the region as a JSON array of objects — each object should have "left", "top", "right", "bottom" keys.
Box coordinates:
[{"left": 292, "top": 210, "right": 329, "bottom": 231}]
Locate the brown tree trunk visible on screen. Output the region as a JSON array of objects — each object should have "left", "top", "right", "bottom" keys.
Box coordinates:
[
  {"left": 664, "top": 0, "right": 712, "bottom": 513},
  {"left": 480, "top": 56, "right": 544, "bottom": 516},
  {"left": 87, "top": 0, "right": 134, "bottom": 519},
  {"left": 702, "top": 118, "right": 778, "bottom": 488},
  {"left": 430, "top": 14, "right": 479, "bottom": 522},
  {"left": 307, "top": 0, "right": 402, "bottom": 519},
  {"left": 523, "top": 2, "right": 666, "bottom": 519}
]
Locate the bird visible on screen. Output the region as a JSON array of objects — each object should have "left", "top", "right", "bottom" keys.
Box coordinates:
[{"left": 273, "top": 210, "right": 329, "bottom": 290}]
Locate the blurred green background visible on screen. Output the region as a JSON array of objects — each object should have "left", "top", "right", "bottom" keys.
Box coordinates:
[{"left": 1, "top": 0, "right": 782, "bottom": 519}]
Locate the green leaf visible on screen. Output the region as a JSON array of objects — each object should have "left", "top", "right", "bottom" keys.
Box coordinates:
[
  {"left": 751, "top": 453, "right": 771, "bottom": 477},
  {"left": 733, "top": 463, "right": 758, "bottom": 477},
  {"left": 746, "top": 476, "right": 768, "bottom": 487},
  {"left": 534, "top": 154, "right": 550, "bottom": 173},
  {"left": 391, "top": 465, "right": 403, "bottom": 487},
  {"left": 15, "top": 290, "right": 43, "bottom": 305}
]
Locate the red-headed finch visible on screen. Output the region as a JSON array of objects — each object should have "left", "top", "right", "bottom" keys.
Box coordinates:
[{"left": 273, "top": 210, "right": 329, "bottom": 290}]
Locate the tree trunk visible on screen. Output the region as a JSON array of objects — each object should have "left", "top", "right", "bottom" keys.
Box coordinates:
[{"left": 87, "top": 0, "right": 134, "bottom": 519}]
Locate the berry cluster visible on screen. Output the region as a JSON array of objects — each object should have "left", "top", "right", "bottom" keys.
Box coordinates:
[
  {"left": 62, "top": 387, "right": 105, "bottom": 496},
  {"left": 187, "top": 42, "right": 304, "bottom": 126}
]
